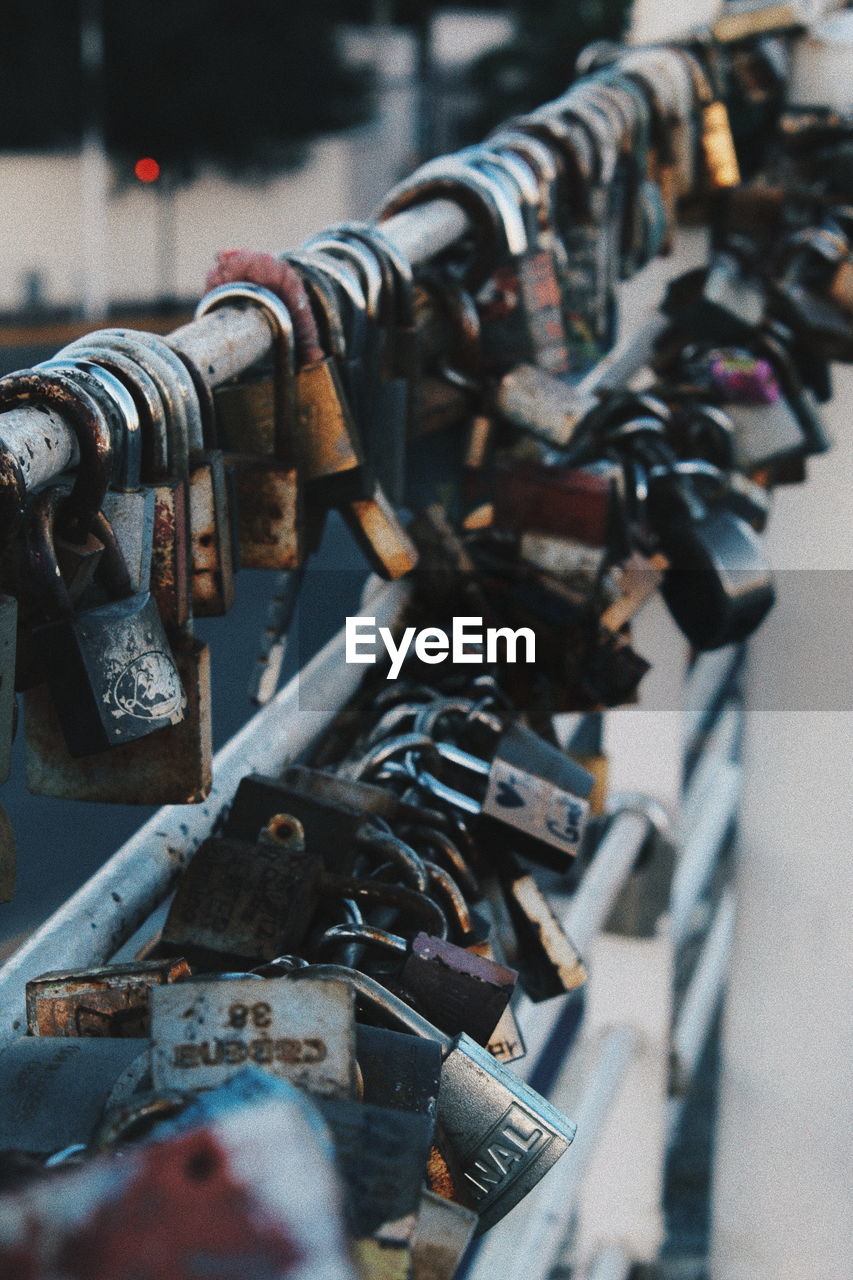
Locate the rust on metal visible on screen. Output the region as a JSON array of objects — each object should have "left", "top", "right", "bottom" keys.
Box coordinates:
[
  {"left": 226, "top": 457, "right": 303, "bottom": 570},
  {"left": 26, "top": 957, "right": 190, "bottom": 1038},
  {"left": 24, "top": 637, "right": 212, "bottom": 806},
  {"left": 150, "top": 479, "right": 191, "bottom": 630}
]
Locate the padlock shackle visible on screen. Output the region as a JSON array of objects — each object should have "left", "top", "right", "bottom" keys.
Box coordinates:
[
  {"left": 25, "top": 487, "right": 74, "bottom": 620},
  {"left": 196, "top": 284, "right": 296, "bottom": 461},
  {"left": 329, "top": 222, "right": 416, "bottom": 330},
  {"left": 0, "top": 370, "right": 112, "bottom": 544},
  {"left": 72, "top": 333, "right": 191, "bottom": 477},
  {"left": 316, "top": 922, "right": 408, "bottom": 956},
  {"left": 57, "top": 343, "right": 171, "bottom": 481},
  {"left": 355, "top": 823, "right": 429, "bottom": 894},
  {"left": 286, "top": 964, "right": 454, "bottom": 1052},
  {"left": 378, "top": 162, "right": 508, "bottom": 290},
  {"left": 303, "top": 235, "right": 384, "bottom": 321},
  {"left": 37, "top": 359, "right": 142, "bottom": 494},
  {"left": 89, "top": 330, "right": 205, "bottom": 457}
]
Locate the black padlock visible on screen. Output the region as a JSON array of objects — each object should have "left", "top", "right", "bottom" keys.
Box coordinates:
[
  {"left": 28, "top": 490, "right": 186, "bottom": 757},
  {"left": 647, "top": 465, "right": 775, "bottom": 650}
]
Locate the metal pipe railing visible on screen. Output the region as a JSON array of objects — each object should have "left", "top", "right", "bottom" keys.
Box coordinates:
[
  {"left": 466, "top": 1025, "right": 638, "bottom": 1280},
  {"left": 671, "top": 887, "right": 736, "bottom": 1100}
]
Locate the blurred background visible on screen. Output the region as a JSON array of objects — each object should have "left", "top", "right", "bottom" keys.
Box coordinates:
[{"left": 0, "top": 4, "right": 849, "bottom": 1279}]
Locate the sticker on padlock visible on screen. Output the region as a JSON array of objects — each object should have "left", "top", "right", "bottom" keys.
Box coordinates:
[
  {"left": 150, "top": 975, "right": 357, "bottom": 1099},
  {"left": 25, "top": 631, "right": 211, "bottom": 804}
]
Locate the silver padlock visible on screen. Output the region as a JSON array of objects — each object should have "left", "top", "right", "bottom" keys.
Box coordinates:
[{"left": 287, "top": 965, "right": 577, "bottom": 1233}]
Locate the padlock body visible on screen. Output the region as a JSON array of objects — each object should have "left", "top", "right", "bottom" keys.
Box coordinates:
[
  {"left": 34, "top": 592, "right": 186, "bottom": 757},
  {"left": 25, "top": 635, "right": 212, "bottom": 804},
  {"left": 438, "top": 1033, "right": 575, "bottom": 1232}
]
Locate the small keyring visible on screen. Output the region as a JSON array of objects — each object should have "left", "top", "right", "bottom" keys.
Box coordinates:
[{"left": 0, "top": 370, "right": 112, "bottom": 542}]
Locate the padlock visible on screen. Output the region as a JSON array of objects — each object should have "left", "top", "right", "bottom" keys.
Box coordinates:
[
  {"left": 223, "top": 772, "right": 380, "bottom": 874},
  {"left": 302, "top": 233, "right": 399, "bottom": 493},
  {"left": 489, "top": 127, "right": 584, "bottom": 358},
  {"left": 461, "top": 145, "right": 571, "bottom": 374},
  {"left": 316, "top": 1094, "right": 434, "bottom": 1264},
  {"left": 356, "top": 1023, "right": 442, "bottom": 1117},
  {"left": 673, "top": 46, "right": 741, "bottom": 190},
  {"left": 25, "top": 630, "right": 212, "bottom": 804},
  {"left": 26, "top": 957, "right": 190, "bottom": 1038},
  {"left": 490, "top": 459, "right": 627, "bottom": 553},
  {"left": 323, "top": 221, "right": 418, "bottom": 503},
  {"left": 493, "top": 361, "right": 598, "bottom": 450},
  {"left": 39, "top": 356, "right": 154, "bottom": 597},
  {"left": 26, "top": 487, "right": 185, "bottom": 758},
  {"left": 565, "top": 710, "right": 608, "bottom": 816},
  {"left": 646, "top": 462, "right": 776, "bottom": 650},
  {"left": 159, "top": 833, "right": 325, "bottom": 966},
  {"left": 0, "top": 1035, "right": 148, "bottom": 1153},
  {"left": 196, "top": 282, "right": 304, "bottom": 571},
  {"left": 283, "top": 251, "right": 418, "bottom": 580},
  {"left": 502, "top": 112, "right": 614, "bottom": 369},
  {"left": 594, "top": 69, "right": 670, "bottom": 274},
  {"left": 486, "top": 863, "right": 586, "bottom": 1003},
  {"left": 150, "top": 975, "right": 357, "bottom": 1100},
  {"left": 400, "top": 931, "right": 517, "bottom": 1047},
  {"left": 413, "top": 723, "right": 595, "bottom": 871},
  {"left": 287, "top": 965, "right": 576, "bottom": 1232},
  {"left": 60, "top": 332, "right": 194, "bottom": 629},
  {"left": 0, "top": 1070, "right": 357, "bottom": 1280}
]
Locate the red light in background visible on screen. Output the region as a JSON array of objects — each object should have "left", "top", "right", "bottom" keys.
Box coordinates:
[{"left": 134, "top": 157, "right": 161, "bottom": 184}]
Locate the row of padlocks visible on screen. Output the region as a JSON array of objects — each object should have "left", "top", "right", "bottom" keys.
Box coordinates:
[{"left": 0, "top": 8, "right": 850, "bottom": 1277}]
